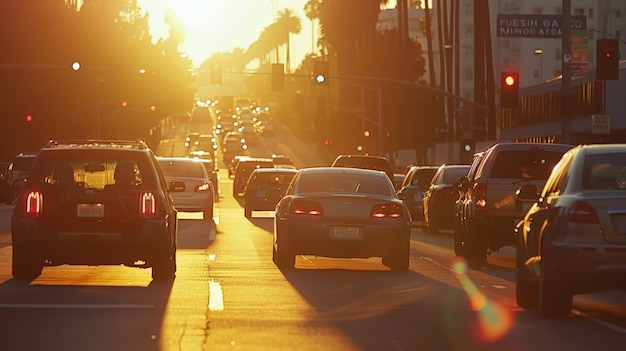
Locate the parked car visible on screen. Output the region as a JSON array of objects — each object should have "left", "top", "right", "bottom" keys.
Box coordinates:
[
  {"left": 455, "top": 142, "right": 572, "bottom": 267},
  {"left": 157, "top": 157, "right": 215, "bottom": 221},
  {"left": 422, "top": 164, "right": 470, "bottom": 233},
  {"left": 232, "top": 157, "right": 275, "bottom": 197},
  {"left": 330, "top": 154, "right": 395, "bottom": 187},
  {"left": 514, "top": 144, "right": 626, "bottom": 317},
  {"left": 243, "top": 167, "right": 298, "bottom": 218},
  {"left": 11, "top": 140, "right": 178, "bottom": 281},
  {"left": 396, "top": 165, "right": 439, "bottom": 222},
  {"left": 272, "top": 167, "right": 411, "bottom": 271},
  {"left": 5, "top": 152, "right": 37, "bottom": 204}
]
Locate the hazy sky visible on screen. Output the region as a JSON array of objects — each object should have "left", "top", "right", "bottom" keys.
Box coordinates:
[{"left": 136, "top": 0, "right": 315, "bottom": 69}]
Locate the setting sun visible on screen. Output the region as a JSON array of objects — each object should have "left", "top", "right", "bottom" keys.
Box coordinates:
[{"left": 137, "top": 0, "right": 312, "bottom": 68}]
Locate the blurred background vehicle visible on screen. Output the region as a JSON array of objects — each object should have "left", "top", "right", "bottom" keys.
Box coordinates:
[
  {"left": 232, "top": 157, "right": 275, "bottom": 198},
  {"left": 330, "top": 154, "right": 395, "bottom": 188},
  {"left": 396, "top": 165, "right": 439, "bottom": 223},
  {"left": 157, "top": 157, "right": 215, "bottom": 221},
  {"left": 243, "top": 167, "right": 298, "bottom": 218},
  {"left": 421, "top": 164, "right": 470, "bottom": 233}
]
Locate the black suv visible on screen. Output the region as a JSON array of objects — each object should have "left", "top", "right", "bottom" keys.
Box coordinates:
[{"left": 11, "top": 140, "right": 178, "bottom": 281}]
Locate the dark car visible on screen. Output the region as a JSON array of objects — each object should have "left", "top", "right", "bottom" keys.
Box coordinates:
[
  {"left": 232, "top": 157, "right": 275, "bottom": 197},
  {"left": 330, "top": 154, "right": 395, "bottom": 188},
  {"left": 11, "top": 140, "right": 178, "bottom": 281},
  {"left": 243, "top": 167, "right": 298, "bottom": 218},
  {"left": 5, "top": 153, "right": 37, "bottom": 204},
  {"left": 396, "top": 165, "right": 439, "bottom": 222},
  {"left": 421, "top": 164, "right": 470, "bottom": 233}
]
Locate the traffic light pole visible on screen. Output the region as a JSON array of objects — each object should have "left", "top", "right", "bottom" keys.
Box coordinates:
[{"left": 560, "top": 0, "right": 573, "bottom": 144}]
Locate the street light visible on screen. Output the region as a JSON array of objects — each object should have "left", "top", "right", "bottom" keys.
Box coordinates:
[{"left": 534, "top": 49, "right": 543, "bottom": 82}]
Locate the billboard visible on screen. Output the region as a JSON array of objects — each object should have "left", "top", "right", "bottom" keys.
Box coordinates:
[{"left": 497, "top": 14, "right": 587, "bottom": 38}]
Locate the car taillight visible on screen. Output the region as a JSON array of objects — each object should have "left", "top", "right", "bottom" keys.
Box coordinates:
[
  {"left": 567, "top": 202, "right": 598, "bottom": 223},
  {"left": 371, "top": 203, "right": 403, "bottom": 218},
  {"left": 473, "top": 183, "right": 487, "bottom": 215},
  {"left": 141, "top": 192, "right": 157, "bottom": 218},
  {"left": 195, "top": 182, "right": 211, "bottom": 192},
  {"left": 291, "top": 200, "right": 323, "bottom": 215},
  {"left": 25, "top": 190, "right": 43, "bottom": 217}
]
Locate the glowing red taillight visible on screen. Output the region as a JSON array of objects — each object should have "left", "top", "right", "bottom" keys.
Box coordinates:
[
  {"left": 141, "top": 192, "right": 156, "bottom": 218},
  {"left": 195, "top": 182, "right": 211, "bottom": 192},
  {"left": 25, "top": 190, "right": 43, "bottom": 216},
  {"left": 291, "top": 200, "right": 323, "bottom": 215},
  {"left": 371, "top": 203, "right": 403, "bottom": 218},
  {"left": 567, "top": 201, "right": 598, "bottom": 223}
]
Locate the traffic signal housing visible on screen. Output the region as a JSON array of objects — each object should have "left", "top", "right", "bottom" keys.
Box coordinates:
[
  {"left": 596, "top": 39, "right": 620, "bottom": 80},
  {"left": 500, "top": 72, "right": 519, "bottom": 108},
  {"left": 460, "top": 139, "right": 475, "bottom": 163},
  {"left": 209, "top": 63, "right": 222, "bottom": 85},
  {"left": 271, "top": 63, "right": 284, "bottom": 91},
  {"left": 313, "top": 60, "right": 329, "bottom": 85}
]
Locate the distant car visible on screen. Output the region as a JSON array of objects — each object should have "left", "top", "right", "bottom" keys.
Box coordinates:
[
  {"left": 184, "top": 132, "right": 200, "bottom": 149},
  {"left": 192, "top": 156, "right": 219, "bottom": 199},
  {"left": 228, "top": 155, "right": 251, "bottom": 179},
  {"left": 330, "top": 154, "right": 395, "bottom": 187},
  {"left": 271, "top": 154, "right": 295, "bottom": 168},
  {"left": 11, "top": 140, "right": 178, "bottom": 281},
  {"left": 157, "top": 157, "right": 214, "bottom": 221},
  {"left": 455, "top": 142, "right": 572, "bottom": 267},
  {"left": 421, "top": 164, "right": 470, "bottom": 233},
  {"left": 273, "top": 167, "right": 411, "bottom": 271},
  {"left": 5, "top": 153, "right": 37, "bottom": 204},
  {"left": 514, "top": 144, "right": 626, "bottom": 317},
  {"left": 232, "top": 157, "right": 275, "bottom": 197},
  {"left": 243, "top": 167, "right": 298, "bottom": 218},
  {"left": 396, "top": 165, "right": 439, "bottom": 222}
]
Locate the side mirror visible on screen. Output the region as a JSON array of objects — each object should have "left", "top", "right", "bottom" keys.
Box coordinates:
[{"left": 397, "top": 192, "right": 407, "bottom": 201}]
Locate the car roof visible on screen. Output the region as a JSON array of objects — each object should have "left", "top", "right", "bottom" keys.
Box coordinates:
[
  {"left": 250, "top": 167, "right": 298, "bottom": 174},
  {"left": 300, "top": 166, "right": 389, "bottom": 177}
]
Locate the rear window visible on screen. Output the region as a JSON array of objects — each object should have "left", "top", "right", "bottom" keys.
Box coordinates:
[
  {"left": 158, "top": 160, "right": 205, "bottom": 178},
  {"left": 490, "top": 150, "right": 565, "bottom": 180},
  {"left": 443, "top": 167, "right": 469, "bottom": 183},
  {"left": 251, "top": 172, "right": 295, "bottom": 185},
  {"left": 11, "top": 156, "right": 36, "bottom": 171},
  {"left": 29, "top": 157, "right": 152, "bottom": 189},
  {"left": 297, "top": 173, "right": 392, "bottom": 196},
  {"left": 414, "top": 169, "right": 438, "bottom": 189},
  {"left": 583, "top": 153, "right": 626, "bottom": 190}
]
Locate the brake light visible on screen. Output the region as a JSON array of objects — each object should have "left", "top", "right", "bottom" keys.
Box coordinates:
[
  {"left": 473, "top": 183, "right": 487, "bottom": 215},
  {"left": 567, "top": 202, "right": 598, "bottom": 223},
  {"left": 371, "top": 203, "right": 403, "bottom": 218},
  {"left": 25, "top": 190, "right": 43, "bottom": 217},
  {"left": 195, "top": 182, "right": 211, "bottom": 192},
  {"left": 291, "top": 200, "right": 323, "bottom": 215},
  {"left": 141, "top": 192, "right": 156, "bottom": 218}
]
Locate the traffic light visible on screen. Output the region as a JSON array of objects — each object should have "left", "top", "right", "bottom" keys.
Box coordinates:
[
  {"left": 313, "top": 60, "right": 329, "bottom": 85},
  {"left": 209, "top": 63, "right": 222, "bottom": 85},
  {"left": 25, "top": 114, "right": 33, "bottom": 122},
  {"left": 500, "top": 72, "right": 519, "bottom": 108},
  {"left": 596, "top": 39, "right": 619, "bottom": 80},
  {"left": 271, "top": 63, "right": 284, "bottom": 91},
  {"left": 460, "top": 139, "right": 475, "bottom": 163}
]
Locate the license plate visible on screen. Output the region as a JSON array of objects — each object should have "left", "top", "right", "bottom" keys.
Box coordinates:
[
  {"left": 330, "top": 226, "right": 361, "bottom": 240},
  {"left": 77, "top": 204, "right": 104, "bottom": 218}
]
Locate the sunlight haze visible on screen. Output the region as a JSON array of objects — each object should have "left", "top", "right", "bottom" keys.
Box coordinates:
[{"left": 137, "top": 0, "right": 313, "bottom": 69}]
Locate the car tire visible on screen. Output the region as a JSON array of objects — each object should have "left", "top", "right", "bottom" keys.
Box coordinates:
[
  {"left": 12, "top": 242, "right": 44, "bottom": 281},
  {"left": 539, "top": 260, "right": 572, "bottom": 317},
  {"left": 272, "top": 241, "right": 294, "bottom": 269},
  {"left": 464, "top": 232, "right": 488, "bottom": 268},
  {"left": 244, "top": 207, "right": 252, "bottom": 219},
  {"left": 204, "top": 206, "right": 214, "bottom": 221},
  {"left": 151, "top": 239, "right": 177, "bottom": 282},
  {"left": 382, "top": 240, "right": 410, "bottom": 272},
  {"left": 515, "top": 251, "right": 539, "bottom": 310}
]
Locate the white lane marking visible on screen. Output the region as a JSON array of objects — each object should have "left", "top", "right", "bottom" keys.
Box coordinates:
[
  {"left": 572, "top": 309, "right": 626, "bottom": 334},
  {"left": 0, "top": 304, "right": 154, "bottom": 309},
  {"left": 208, "top": 280, "right": 224, "bottom": 311}
]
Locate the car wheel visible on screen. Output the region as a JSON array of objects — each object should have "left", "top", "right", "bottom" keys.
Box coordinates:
[
  {"left": 539, "top": 261, "right": 572, "bottom": 317},
  {"left": 12, "top": 242, "right": 44, "bottom": 281},
  {"left": 204, "top": 206, "right": 214, "bottom": 221},
  {"left": 515, "top": 250, "right": 539, "bottom": 310},
  {"left": 272, "top": 240, "right": 294, "bottom": 269},
  {"left": 244, "top": 207, "right": 252, "bottom": 219},
  {"left": 382, "top": 240, "right": 410, "bottom": 272},
  {"left": 453, "top": 224, "right": 466, "bottom": 256},
  {"left": 463, "top": 228, "right": 488, "bottom": 268},
  {"left": 151, "top": 239, "right": 177, "bottom": 282}
]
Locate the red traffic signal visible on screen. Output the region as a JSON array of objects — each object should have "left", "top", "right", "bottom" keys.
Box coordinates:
[
  {"left": 25, "top": 114, "right": 33, "bottom": 122},
  {"left": 596, "top": 39, "right": 619, "bottom": 80},
  {"left": 363, "top": 130, "right": 370, "bottom": 137},
  {"left": 500, "top": 72, "right": 519, "bottom": 108}
]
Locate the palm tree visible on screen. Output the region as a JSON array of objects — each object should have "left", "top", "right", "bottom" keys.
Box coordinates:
[{"left": 275, "top": 9, "right": 302, "bottom": 71}]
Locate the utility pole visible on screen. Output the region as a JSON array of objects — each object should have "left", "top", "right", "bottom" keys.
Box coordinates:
[{"left": 561, "top": 0, "right": 572, "bottom": 144}]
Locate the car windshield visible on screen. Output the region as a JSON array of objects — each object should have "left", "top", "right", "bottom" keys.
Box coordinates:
[{"left": 298, "top": 173, "right": 392, "bottom": 196}]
